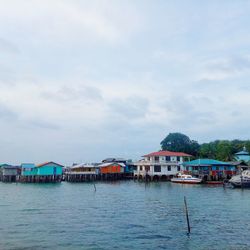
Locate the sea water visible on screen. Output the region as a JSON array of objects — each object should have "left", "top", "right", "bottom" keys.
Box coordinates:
[{"left": 0, "top": 181, "right": 250, "bottom": 250}]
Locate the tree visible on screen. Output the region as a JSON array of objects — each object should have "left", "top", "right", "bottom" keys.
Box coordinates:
[
  {"left": 160, "top": 132, "right": 200, "bottom": 156},
  {"left": 199, "top": 142, "right": 217, "bottom": 159},
  {"left": 215, "top": 140, "right": 233, "bottom": 161}
]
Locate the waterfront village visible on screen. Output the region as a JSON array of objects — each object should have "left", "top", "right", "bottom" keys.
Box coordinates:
[{"left": 0, "top": 147, "right": 250, "bottom": 185}]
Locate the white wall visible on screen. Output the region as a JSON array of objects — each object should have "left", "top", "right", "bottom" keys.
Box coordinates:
[{"left": 134, "top": 164, "right": 180, "bottom": 176}]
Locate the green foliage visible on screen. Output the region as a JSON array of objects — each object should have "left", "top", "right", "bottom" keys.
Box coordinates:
[
  {"left": 160, "top": 132, "right": 250, "bottom": 162},
  {"left": 199, "top": 142, "right": 217, "bottom": 159},
  {"left": 160, "top": 132, "right": 200, "bottom": 156},
  {"left": 215, "top": 141, "right": 233, "bottom": 161},
  {"left": 199, "top": 139, "right": 250, "bottom": 161}
]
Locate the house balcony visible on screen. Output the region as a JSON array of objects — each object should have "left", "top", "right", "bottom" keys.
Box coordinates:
[
  {"left": 135, "top": 161, "right": 179, "bottom": 166},
  {"left": 134, "top": 169, "right": 178, "bottom": 176},
  {"left": 66, "top": 171, "right": 97, "bottom": 175}
]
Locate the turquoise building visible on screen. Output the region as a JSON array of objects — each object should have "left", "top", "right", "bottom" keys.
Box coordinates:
[
  {"left": 182, "top": 159, "right": 236, "bottom": 181},
  {"left": 36, "top": 162, "right": 63, "bottom": 176},
  {"left": 21, "top": 163, "right": 37, "bottom": 176},
  {"left": 234, "top": 147, "right": 250, "bottom": 163},
  {"left": 20, "top": 161, "right": 64, "bottom": 183}
]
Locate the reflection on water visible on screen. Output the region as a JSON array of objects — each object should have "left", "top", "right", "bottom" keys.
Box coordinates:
[{"left": 0, "top": 181, "right": 250, "bottom": 249}]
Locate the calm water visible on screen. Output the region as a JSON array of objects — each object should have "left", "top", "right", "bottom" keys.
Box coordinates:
[{"left": 1, "top": 181, "right": 250, "bottom": 250}]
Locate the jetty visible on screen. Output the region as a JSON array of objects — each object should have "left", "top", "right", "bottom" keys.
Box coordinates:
[
  {"left": 65, "top": 158, "right": 134, "bottom": 182},
  {"left": 0, "top": 150, "right": 248, "bottom": 184}
]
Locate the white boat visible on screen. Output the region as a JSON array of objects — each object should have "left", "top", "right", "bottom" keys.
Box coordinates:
[
  {"left": 171, "top": 174, "right": 202, "bottom": 184},
  {"left": 229, "top": 170, "right": 250, "bottom": 188}
]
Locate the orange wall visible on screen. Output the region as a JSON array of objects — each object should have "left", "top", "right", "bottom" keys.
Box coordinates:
[{"left": 100, "top": 165, "right": 121, "bottom": 174}]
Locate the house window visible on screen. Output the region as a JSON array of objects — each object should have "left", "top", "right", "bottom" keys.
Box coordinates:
[
  {"left": 168, "top": 166, "right": 171, "bottom": 171},
  {"left": 154, "top": 165, "right": 161, "bottom": 172},
  {"left": 134, "top": 166, "right": 137, "bottom": 171},
  {"left": 155, "top": 156, "right": 159, "bottom": 162},
  {"left": 165, "top": 156, "right": 170, "bottom": 161},
  {"left": 177, "top": 166, "right": 180, "bottom": 171},
  {"left": 171, "top": 157, "right": 176, "bottom": 162},
  {"left": 140, "top": 166, "right": 143, "bottom": 171},
  {"left": 145, "top": 166, "right": 150, "bottom": 172},
  {"left": 177, "top": 156, "right": 180, "bottom": 161},
  {"left": 147, "top": 157, "right": 150, "bottom": 161}
]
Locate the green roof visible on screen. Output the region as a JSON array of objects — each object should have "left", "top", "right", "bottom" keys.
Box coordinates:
[
  {"left": 235, "top": 150, "right": 250, "bottom": 155},
  {"left": 183, "top": 159, "right": 232, "bottom": 166},
  {"left": 0, "top": 163, "right": 11, "bottom": 168}
]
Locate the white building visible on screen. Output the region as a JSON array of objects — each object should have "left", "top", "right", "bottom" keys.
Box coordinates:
[{"left": 134, "top": 150, "right": 192, "bottom": 181}]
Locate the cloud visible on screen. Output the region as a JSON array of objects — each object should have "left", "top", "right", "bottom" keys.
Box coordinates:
[
  {"left": 0, "top": 103, "right": 18, "bottom": 121},
  {"left": 0, "top": 37, "right": 19, "bottom": 54},
  {"left": 108, "top": 96, "right": 149, "bottom": 119},
  {"left": 198, "top": 55, "right": 250, "bottom": 81},
  {"left": 40, "top": 85, "right": 103, "bottom": 103},
  {"left": 26, "top": 119, "right": 60, "bottom": 130},
  {"left": 0, "top": 1, "right": 143, "bottom": 46},
  {"left": 0, "top": 1, "right": 250, "bottom": 164}
]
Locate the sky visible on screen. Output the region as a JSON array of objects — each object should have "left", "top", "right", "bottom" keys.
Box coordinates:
[{"left": 1, "top": 0, "right": 250, "bottom": 165}]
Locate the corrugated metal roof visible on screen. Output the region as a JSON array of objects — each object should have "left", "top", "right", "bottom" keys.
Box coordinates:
[
  {"left": 36, "top": 161, "right": 64, "bottom": 168},
  {"left": 227, "top": 161, "right": 248, "bottom": 166},
  {"left": 102, "top": 158, "right": 127, "bottom": 163},
  {"left": 183, "top": 159, "right": 232, "bottom": 166},
  {"left": 70, "top": 163, "right": 97, "bottom": 169},
  {"left": 21, "top": 163, "right": 35, "bottom": 168},
  {"left": 2, "top": 165, "right": 19, "bottom": 169},
  {"left": 98, "top": 162, "right": 126, "bottom": 168},
  {"left": 0, "top": 163, "right": 12, "bottom": 168},
  {"left": 143, "top": 150, "right": 192, "bottom": 157}
]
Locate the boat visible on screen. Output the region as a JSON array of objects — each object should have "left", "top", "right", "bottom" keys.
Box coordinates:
[
  {"left": 229, "top": 170, "right": 250, "bottom": 188},
  {"left": 171, "top": 174, "right": 202, "bottom": 184},
  {"left": 204, "top": 181, "right": 224, "bottom": 185}
]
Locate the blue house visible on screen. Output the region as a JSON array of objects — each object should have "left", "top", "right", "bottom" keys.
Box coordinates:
[
  {"left": 20, "top": 161, "right": 64, "bottom": 183},
  {"left": 21, "top": 163, "right": 37, "bottom": 176},
  {"left": 36, "top": 161, "right": 63, "bottom": 176},
  {"left": 182, "top": 159, "right": 236, "bottom": 181}
]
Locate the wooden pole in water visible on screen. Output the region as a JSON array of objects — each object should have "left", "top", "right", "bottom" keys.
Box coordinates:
[
  {"left": 94, "top": 183, "right": 96, "bottom": 192},
  {"left": 241, "top": 173, "right": 243, "bottom": 190},
  {"left": 184, "top": 196, "right": 191, "bottom": 234}
]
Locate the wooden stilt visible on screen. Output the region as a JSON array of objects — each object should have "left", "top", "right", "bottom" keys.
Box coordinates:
[{"left": 184, "top": 196, "right": 191, "bottom": 235}]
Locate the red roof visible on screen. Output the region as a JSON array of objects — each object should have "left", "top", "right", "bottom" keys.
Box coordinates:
[{"left": 143, "top": 151, "right": 192, "bottom": 157}]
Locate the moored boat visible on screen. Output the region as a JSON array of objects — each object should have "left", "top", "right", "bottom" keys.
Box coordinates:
[
  {"left": 229, "top": 170, "right": 250, "bottom": 188},
  {"left": 171, "top": 174, "right": 202, "bottom": 184},
  {"left": 205, "top": 181, "right": 224, "bottom": 185}
]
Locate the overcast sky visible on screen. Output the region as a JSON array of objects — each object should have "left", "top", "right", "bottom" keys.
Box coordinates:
[{"left": 1, "top": 0, "right": 250, "bottom": 165}]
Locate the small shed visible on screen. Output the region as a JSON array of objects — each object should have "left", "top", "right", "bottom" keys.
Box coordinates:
[
  {"left": 99, "top": 162, "right": 125, "bottom": 174},
  {"left": 65, "top": 163, "right": 99, "bottom": 182},
  {"left": 0, "top": 164, "right": 20, "bottom": 182}
]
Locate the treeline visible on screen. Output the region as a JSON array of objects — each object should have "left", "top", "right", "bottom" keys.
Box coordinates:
[{"left": 160, "top": 133, "right": 250, "bottom": 161}]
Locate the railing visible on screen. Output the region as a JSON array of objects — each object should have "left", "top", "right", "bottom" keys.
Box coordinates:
[
  {"left": 66, "top": 171, "right": 96, "bottom": 175},
  {"left": 141, "top": 160, "right": 179, "bottom": 164}
]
